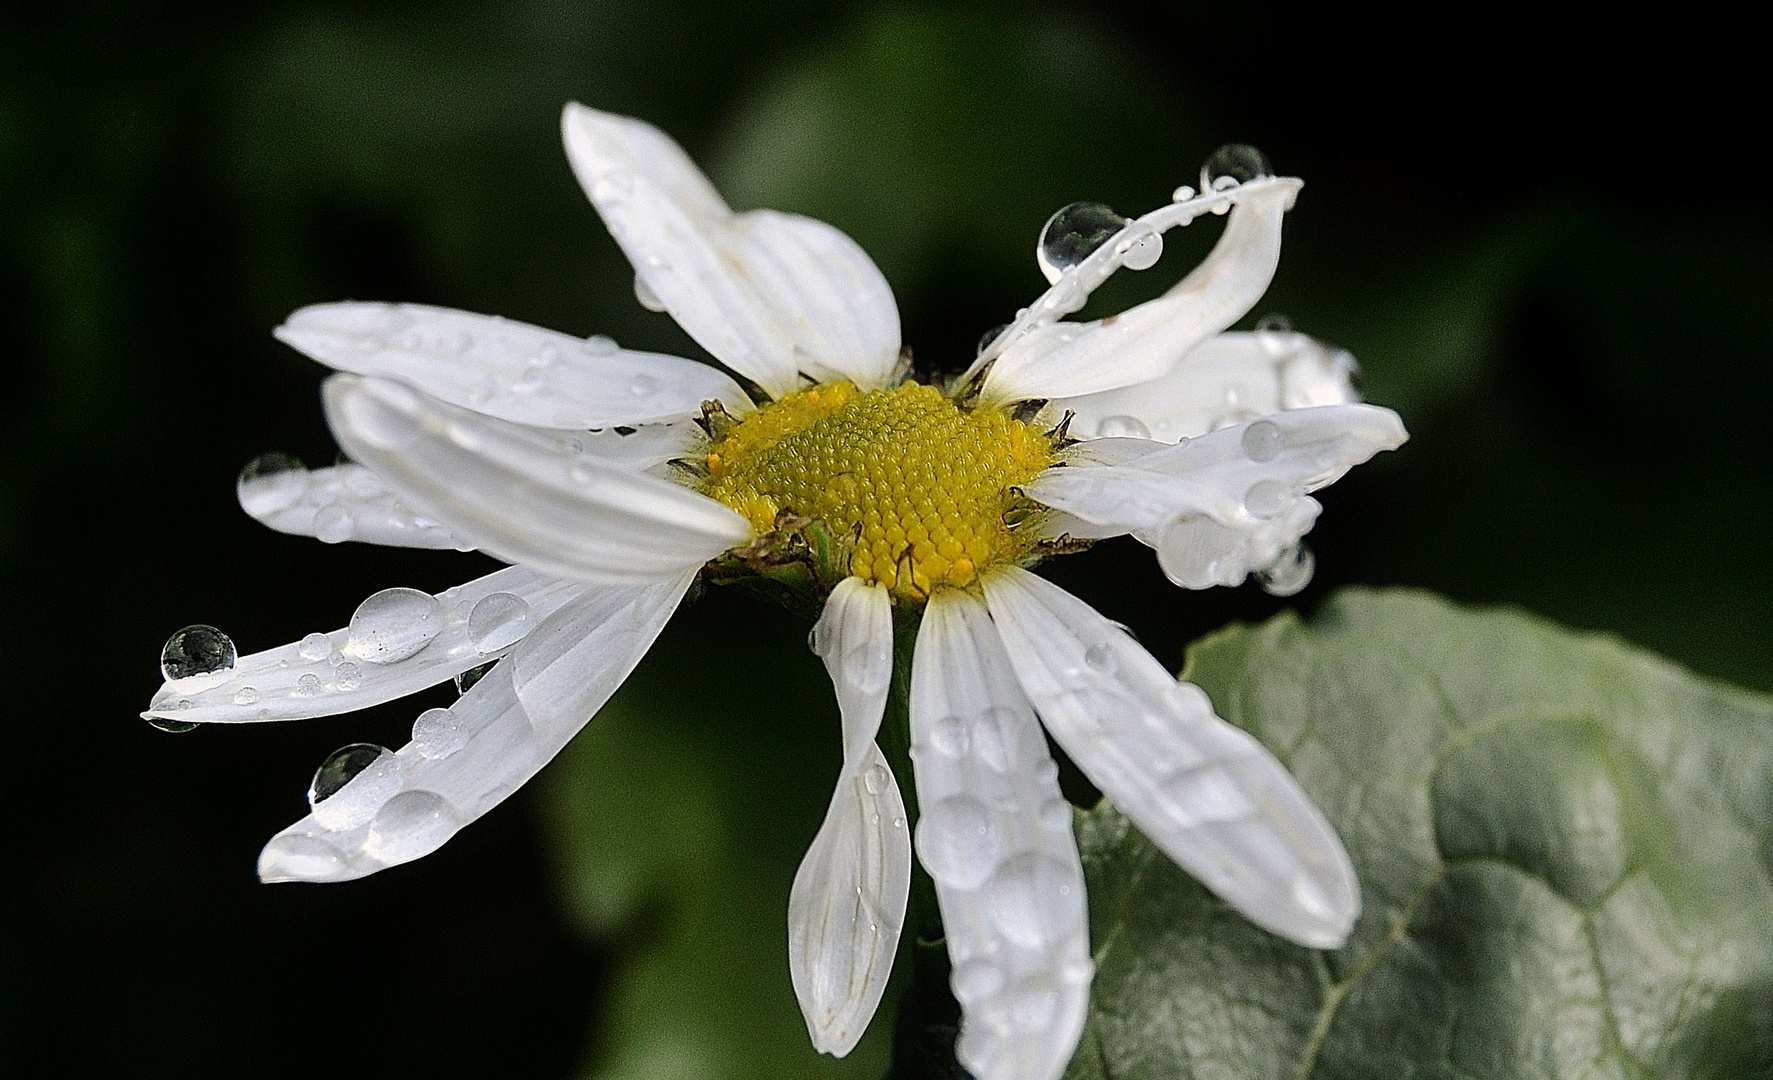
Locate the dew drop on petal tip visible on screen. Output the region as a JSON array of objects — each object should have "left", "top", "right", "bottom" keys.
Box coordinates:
[
  {"left": 1258, "top": 544, "right": 1315, "bottom": 597},
  {"left": 344, "top": 587, "right": 443, "bottom": 664},
  {"left": 1200, "top": 143, "right": 1273, "bottom": 193},
  {"left": 1037, "top": 201, "right": 1128, "bottom": 285},
  {"left": 236, "top": 452, "right": 307, "bottom": 516},
  {"left": 467, "top": 592, "right": 531, "bottom": 654},
  {"left": 634, "top": 274, "right": 667, "bottom": 312},
  {"left": 161, "top": 625, "right": 236, "bottom": 690},
  {"left": 147, "top": 717, "right": 199, "bottom": 734}
]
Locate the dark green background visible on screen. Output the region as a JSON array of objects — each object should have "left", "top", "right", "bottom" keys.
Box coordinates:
[{"left": 1, "top": 3, "right": 1764, "bottom": 1076}]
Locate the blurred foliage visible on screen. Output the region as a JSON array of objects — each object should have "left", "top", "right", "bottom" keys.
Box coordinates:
[
  {"left": 1069, "top": 589, "right": 1773, "bottom": 1078},
  {"left": 2, "top": 1, "right": 1768, "bottom": 1078}
]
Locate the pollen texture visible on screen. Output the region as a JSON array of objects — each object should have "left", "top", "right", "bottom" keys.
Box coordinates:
[{"left": 703, "top": 382, "right": 1054, "bottom": 597}]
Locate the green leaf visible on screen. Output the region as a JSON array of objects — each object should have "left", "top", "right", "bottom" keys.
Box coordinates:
[{"left": 1067, "top": 587, "right": 1773, "bottom": 1079}]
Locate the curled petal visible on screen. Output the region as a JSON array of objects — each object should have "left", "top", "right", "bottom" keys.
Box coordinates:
[
  {"left": 258, "top": 573, "right": 691, "bottom": 883},
  {"left": 981, "top": 180, "right": 1299, "bottom": 402},
  {"left": 1029, "top": 404, "right": 1406, "bottom": 589},
  {"left": 238, "top": 462, "right": 465, "bottom": 550},
  {"left": 1049, "top": 330, "right": 1360, "bottom": 442},
  {"left": 562, "top": 103, "right": 899, "bottom": 397},
  {"left": 276, "top": 302, "right": 751, "bottom": 428},
  {"left": 143, "top": 566, "right": 587, "bottom": 725},
  {"left": 912, "top": 589, "right": 1092, "bottom": 1080},
  {"left": 323, "top": 374, "right": 753, "bottom": 583},
  {"left": 790, "top": 579, "right": 908, "bottom": 1055},
  {"left": 982, "top": 567, "right": 1358, "bottom": 948}
]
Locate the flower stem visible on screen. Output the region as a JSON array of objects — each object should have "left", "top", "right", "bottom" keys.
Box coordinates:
[{"left": 880, "top": 608, "right": 966, "bottom": 1078}]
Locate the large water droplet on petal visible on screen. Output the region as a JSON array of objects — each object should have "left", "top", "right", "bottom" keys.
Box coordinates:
[
  {"left": 1095, "top": 414, "right": 1151, "bottom": 439},
  {"left": 1243, "top": 479, "right": 1294, "bottom": 518},
  {"left": 147, "top": 716, "right": 199, "bottom": 734},
  {"left": 236, "top": 452, "right": 307, "bottom": 516},
  {"left": 467, "top": 592, "right": 531, "bottom": 654},
  {"left": 161, "top": 625, "right": 236, "bottom": 690},
  {"left": 951, "top": 959, "right": 1005, "bottom": 1003},
  {"left": 298, "top": 632, "right": 333, "bottom": 662},
  {"left": 411, "top": 707, "right": 469, "bottom": 760},
  {"left": 344, "top": 587, "right": 442, "bottom": 664},
  {"left": 972, "top": 706, "right": 1027, "bottom": 773},
  {"left": 1257, "top": 543, "right": 1315, "bottom": 597},
  {"left": 634, "top": 274, "right": 667, "bottom": 312},
  {"left": 928, "top": 715, "right": 969, "bottom": 757},
  {"left": 916, "top": 796, "right": 1003, "bottom": 889},
  {"left": 1037, "top": 201, "right": 1128, "bottom": 284},
  {"left": 1201, "top": 143, "right": 1273, "bottom": 192},
  {"left": 309, "top": 743, "right": 401, "bottom": 830},
  {"left": 1157, "top": 515, "right": 1245, "bottom": 589},
  {"left": 1118, "top": 230, "right": 1163, "bottom": 271},
  {"left": 259, "top": 833, "right": 347, "bottom": 881},
  {"left": 843, "top": 641, "right": 891, "bottom": 694},
  {"left": 365, "top": 790, "right": 459, "bottom": 863},
  {"left": 986, "top": 854, "right": 1084, "bottom": 949},
  {"left": 1083, "top": 641, "right": 1118, "bottom": 675}
]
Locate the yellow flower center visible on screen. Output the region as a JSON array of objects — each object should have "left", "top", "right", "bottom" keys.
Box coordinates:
[{"left": 702, "top": 381, "right": 1054, "bottom": 598}]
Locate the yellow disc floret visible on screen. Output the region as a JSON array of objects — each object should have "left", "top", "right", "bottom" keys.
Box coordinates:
[{"left": 703, "top": 381, "right": 1054, "bottom": 599}]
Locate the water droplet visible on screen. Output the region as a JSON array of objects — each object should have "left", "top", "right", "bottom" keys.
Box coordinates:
[
  {"left": 411, "top": 708, "right": 469, "bottom": 760},
  {"left": 233, "top": 686, "right": 260, "bottom": 706},
  {"left": 973, "top": 706, "right": 1025, "bottom": 772},
  {"left": 147, "top": 716, "right": 199, "bottom": 734},
  {"left": 863, "top": 762, "right": 890, "bottom": 795},
  {"left": 1095, "top": 414, "right": 1151, "bottom": 439},
  {"left": 928, "top": 715, "right": 969, "bottom": 757},
  {"left": 313, "top": 504, "right": 353, "bottom": 544},
  {"left": 334, "top": 661, "right": 363, "bottom": 691},
  {"left": 161, "top": 625, "right": 236, "bottom": 690},
  {"left": 951, "top": 960, "right": 1004, "bottom": 1003},
  {"left": 634, "top": 275, "right": 667, "bottom": 312},
  {"left": 1201, "top": 143, "right": 1273, "bottom": 192},
  {"left": 344, "top": 587, "right": 442, "bottom": 664},
  {"left": 1243, "top": 480, "right": 1293, "bottom": 518},
  {"left": 467, "top": 592, "right": 531, "bottom": 654},
  {"left": 1119, "top": 230, "right": 1163, "bottom": 271},
  {"left": 365, "top": 790, "right": 459, "bottom": 863},
  {"left": 1171, "top": 184, "right": 1196, "bottom": 202},
  {"left": 976, "top": 323, "right": 1009, "bottom": 357},
  {"left": 806, "top": 625, "right": 825, "bottom": 656},
  {"left": 843, "top": 641, "right": 891, "bottom": 694},
  {"left": 1257, "top": 544, "right": 1315, "bottom": 597},
  {"left": 1037, "top": 201, "right": 1127, "bottom": 284},
  {"left": 584, "top": 334, "right": 618, "bottom": 355},
  {"left": 1083, "top": 642, "right": 1118, "bottom": 675},
  {"left": 236, "top": 452, "right": 307, "bottom": 516},
  {"left": 1241, "top": 419, "right": 1283, "bottom": 462},
  {"left": 915, "top": 796, "right": 1003, "bottom": 889},
  {"left": 1156, "top": 515, "right": 1245, "bottom": 589},
  {"left": 629, "top": 374, "right": 660, "bottom": 397},
  {"left": 1163, "top": 765, "right": 1254, "bottom": 826},
  {"left": 295, "top": 672, "right": 322, "bottom": 696},
  {"left": 259, "top": 833, "right": 345, "bottom": 881},
  {"left": 986, "top": 855, "right": 1085, "bottom": 949},
  {"left": 298, "top": 632, "right": 333, "bottom": 662},
  {"left": 592, "top": 171, "right": 634, "bottom": 201},
  {"left": 1255, "top": 312, "right": 1292, "bottom": 334},
  {"left": 309, "top": 743, "right": 401, "bottom": 829},
  {"left": 455, "top": 661, "right": 494, "bottom": 695}
]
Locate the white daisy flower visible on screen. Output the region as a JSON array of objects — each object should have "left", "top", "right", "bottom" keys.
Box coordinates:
[{"left": 145, "top": 105, "right": 1405, "bottom": 1078}]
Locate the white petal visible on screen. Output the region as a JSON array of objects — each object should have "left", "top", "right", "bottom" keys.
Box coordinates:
[
  {"left": 1049, "top": 330, "right": 1360, "bottom": 442},
  {"left": 258, "top": 573, "right": 690, "bottom": 883},
  {"left": 911, "top": 589, "right": 1092, "bottom": 1080},
  {"left": 790, "top": 579, "right": 909, "bottom": 1055},
  {"left": 143, "top": 565, "right": 586, "bottom": 725},
  {"left": 981, "top": 567, "right": 1358, "bottom": 948},
  {"left": 561, "top": 103, "right": 899, "bottom": 396},
  {"left": 238, "top": 461, "right": 466, "bottom": 550},
  {"left": 323, "top": 375, "right": 753, "bottom": 583},
  {"left": 788, "top": 742, "right": 910, "bottom": 1056},
  {"left": 983, "top": 181, "right": 1296, "bottom": 403},
  {"left": 1028, "top": 404, "right": 1406, "bottom": 588},
  {"left": 275, "top": 302, "right": 751, "bottom": 428}
]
